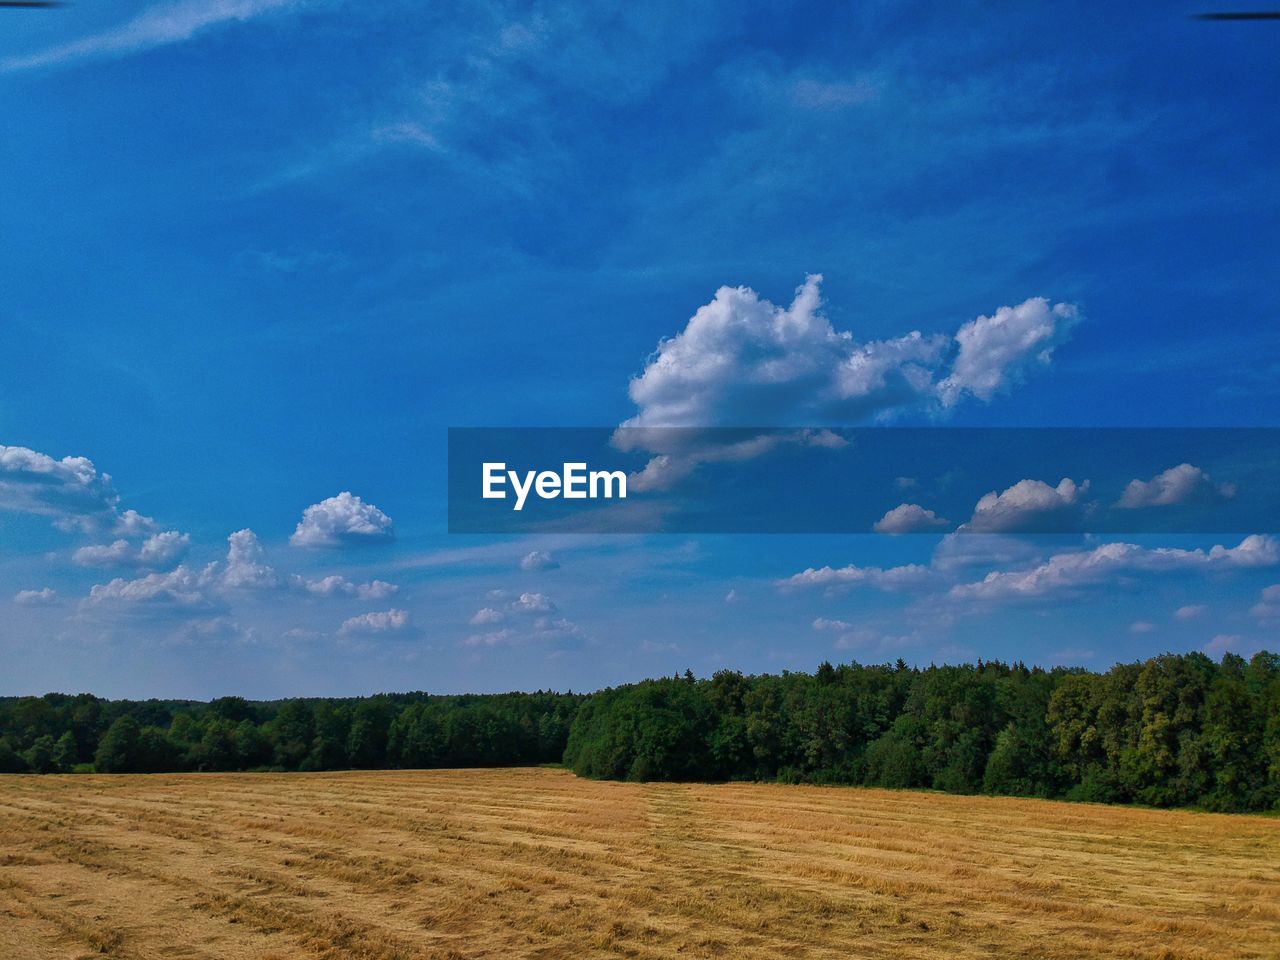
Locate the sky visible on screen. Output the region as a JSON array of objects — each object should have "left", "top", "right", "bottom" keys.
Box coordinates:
[{"left": 1, "top": 0, "right": 1278, "bottom": 699}]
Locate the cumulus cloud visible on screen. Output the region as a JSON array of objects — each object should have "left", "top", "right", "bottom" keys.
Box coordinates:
[
  {"left": 960, "top": 478, "right": 1087, "bottom": 533},
  {"left": 464, "top": 628, "right": 515, "bottom": 648},
  {"left": 532, "top": 616, "right": 581, "bottom": 641},
  {"left": 87, "top": 565, "right": 215, "bottom": 609},
  {"left": 510, "top": 591, "right": 556, "bottom": 613},
  {"left": 463, "top": 588, "right": 581, "bottom": 649},
  {"left": 113, "top": 509, "right": 159, "bottom": 536},
  {"left": 294, "top": 575, "right": 398, "bottom": 600},
  {"left": 778, "top": 562, "right": 933, "bottom": 592},
  {"left": 339, "top": 608, "right": 410, "bottom": 635},
  {"left": 290, "top": 492, "right": 394, "bottom": 547},
  {"left": 1204, "top": 634, "right": 1244, "bottom": 657},
  {"left": 469, "top": 607, "right": 506, "bottom": 625},
  {"left": 73, "top": 531, "right": 190, "bottom": 569},
  {"left": 1250, "top": 585, "right": 1280, "bottom": 620},
  {"left": 623, "top": 276, "right": 1075, "bottom": 430},
  {"left": 929, "top": 533, "right": 1044, "bottom": 573},
  {"left": 873, "top": 503, "right": 949, "bottom": 534},
  {"left": 464, "top": 615, "right": 580, "bottom": 648},
  {"left": 220, "top": 529, "right": 280, "bottom": 589},
  {"left": 1116, "top": 463, "right": 1235, "bottom": 509},
  {"left": 1129, "top": 620, "right": 1156, "bottom": 634},
  {"left": 614, "top": 277, "right": 1076, "bottom": 489},
  {"left": 14, "top": 587, "right": 57, "bottom": 605},
  {"left": 0, "top": 444, "right": 119, "bottom": 529},
  {"left": 724, "top": 589, "right": 739, "bottom": 603},
  {"left": 949, "top": 535, "right": 1278, "bottom": 602},
  {"left": 0, "top": 445, "right": 181, "bottom": 545},
  {"left": 519, "top": 550, "right": 559, "bottom": 571},
  {"left": 936, "top": 298, "right": 1078, "bottom": 406},
  {"left": 1175, "top": 604, "right": 1207, "bottom": 620}
]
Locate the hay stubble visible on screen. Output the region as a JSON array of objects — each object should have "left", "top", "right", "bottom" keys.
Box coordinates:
[{"left": 0, "top": 768, "right": 1275, "bottom": 959}]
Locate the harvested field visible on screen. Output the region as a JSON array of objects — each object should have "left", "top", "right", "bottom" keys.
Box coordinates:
[{"left": 0, "top": 768, "right": 1276, "bottom": 959}]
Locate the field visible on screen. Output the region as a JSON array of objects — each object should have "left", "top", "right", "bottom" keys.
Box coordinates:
[{"left": 0, "top": 769, "right": 1277, "bottom": 960}]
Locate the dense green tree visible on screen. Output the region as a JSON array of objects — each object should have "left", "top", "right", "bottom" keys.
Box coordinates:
[
  {"left": 52, "top": 731, "right": 79, "bottom": 771},
  {"left": 0, "top": 737, "right": 26, "bottom": 773},
  {"left": 23, "top": 735, "right": 59, "bottom": 773},
  {"left": 3, "top": 654, "right": 1276, "bottom": 811},
  {"left": 95, "top": 716, "right": 143, "bottom": 773}
]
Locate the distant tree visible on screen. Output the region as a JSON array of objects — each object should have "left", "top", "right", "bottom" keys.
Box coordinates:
[
  {"left": 0, "top": 737, "right": 26, "bottom": 773},
  {"left": 207, "top": 696, "right": 256, "bottom": 725},
  {"left": 194, "top": 720, "right": 238, "bottom": 771},
  {"left": 137, "top": 727, "right": 182, "bottom": 773},
  {"left": 52, "top": 731, "right": 79, "bottom": 771},
  {"left": 271, "top": 700, "right": 314, "bottom": 769},
  {"left": 233, "top": 719, "right": 272, "bottom": 769},
  {"left": 22, "top": 735, "right": 59, "bottom": 774},
  {"left": 95, "top": 716, "right": 143, "bottom": 773}
]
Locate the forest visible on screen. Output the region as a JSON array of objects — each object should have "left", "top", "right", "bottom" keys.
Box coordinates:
[{"left": 2, "top": 650, "right": 1277, "bottom": 812}]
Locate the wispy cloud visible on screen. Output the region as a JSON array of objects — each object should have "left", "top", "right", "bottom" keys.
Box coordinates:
[{"left": 1, "top": 0, "right": 300, "bottom": 74}]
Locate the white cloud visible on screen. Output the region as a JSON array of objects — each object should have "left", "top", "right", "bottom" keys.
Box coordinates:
[
  {"left": 290, "top": 492, "right": 394, "bottom": 547},
  {"left": 14, "top": 587, "right": 57, "bottom": 606},
  {"left": 960, "top": 477, "right": 1087, "bottom": 533},
  {"left": 812, "top": 617, "right": 853, "bottom": 631},
  {"left": 73, "top": 531, "right": 190, "bottom": 569},
  {"left": 625, "top": 276, "right": 1074, "bottom": 429},
  {"left": 510, "top": 591, "right": 556, "bottom": 614},
  {"left": 519, "top": 550, "right": 559, "bottom": 571},
  {"left": 929, "top": 532, "right": 1044, "bottom": 573},
  {"left": 614, "top": 278, "right": 1075, "bottom": 489},
  {"left": 1175, "top": 604, "right": 1207, "bottom": 620},
  {"left": 779, "top": 562, "right": 933, "bottom": 591},
  {"left": 1116, "top": 463, "right": 1234, "bottom": 509},
  {"left": 220, "top": 529, "right": 280, "bottom": 589},
  {"left": 936, "top": 298, "right": 1078, "bottom": 406},
  {"left": 724, "top": 588, "right": 739, "bottom": 603},
  {"left": 174, "top": 616, "right": 255, "bottom": 645},
  {"left": 113, "top": 509, "right": 159, "bottom": 536},
  {"left": 0, "top": 444, "right": 119, "bottom": 529},
  {"left": 873, "top": 503, "right": 948, "bottom": 534},
  {"left": 1250, "top": 585, "right": 1280, "bottom": 620},
  {"left": 1129, "top": 620, "right": 1156, "bottom": 634},
  {"left": 294, "top": 575, "right": 398, "bottom": 600},
  {"left": 950, "top": 535, "right": 1278, "bottom": 602},
  {"left": 87, "top": 565, "right": 214, "bottom": 609},
  {"left": 469, "top": 607, "right": 506, "bottom": 625},
  {"left": 1, "top": 0, "right": 299, "bottom": 74},
  {"left": 339, "top": 608, "right": 409, "bottom": 635},
  {"left": 464, "top": 615, "right": 580, "bottom": 648},
  {"left": 532, "top": 616, "right": 581, "bottom": 641},
  {"left": 1204, "top": 634, "right": 1243, "bottom": 657},
  {"left": 464, "top": 628, "right": 516, "bottom": 648}
]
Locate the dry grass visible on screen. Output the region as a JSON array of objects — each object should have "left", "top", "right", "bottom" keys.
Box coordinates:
[{"left": 0, "top": 769, "right": 1276, "bottom": 959}]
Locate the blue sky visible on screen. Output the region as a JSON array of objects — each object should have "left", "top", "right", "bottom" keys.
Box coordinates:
[{"left": 1, "top": 0, "right": 1277, "bottom": 698}]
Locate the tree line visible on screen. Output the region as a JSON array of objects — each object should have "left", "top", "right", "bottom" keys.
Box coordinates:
[
  {"left": 2, "top": 651, "right": 1277, "bottom": 812},
  {"left": 0, "top": 691, "right": 580, "bottom": 777},
  {"left": 564, "top": 651, "right": 1280, "bottom": 812}
]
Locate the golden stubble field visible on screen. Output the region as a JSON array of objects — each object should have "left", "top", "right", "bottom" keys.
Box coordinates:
[{"left": 0, "top": 768, "right": 1276, "bottom": 960}]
